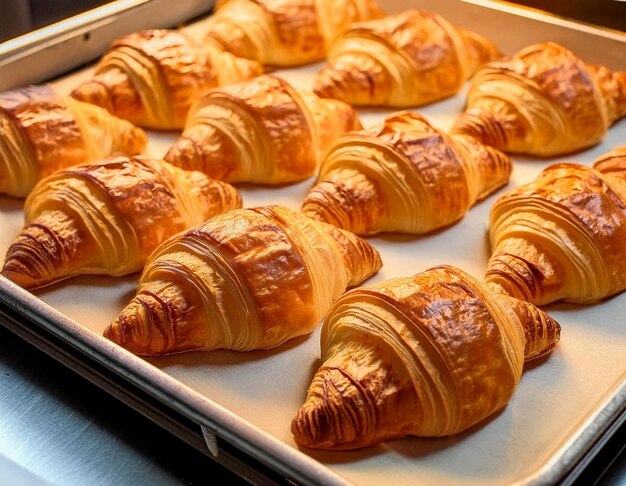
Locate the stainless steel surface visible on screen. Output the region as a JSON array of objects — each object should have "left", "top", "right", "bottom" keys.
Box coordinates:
[
  {"left": 0, "top": 1, "right": 625, "bottom": 484},
  {"left": 0, "top": 454, "right": 51, "bottom": 486},
  {"left": 0, "top": 0, "right": 214, "bottom": 91},
  {"left": 0, "top": 322, "right": 244, "bottom": 485}
]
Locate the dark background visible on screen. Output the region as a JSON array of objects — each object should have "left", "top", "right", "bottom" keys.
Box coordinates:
[
  {"left": 1, "top": 0, "right": 625, "bottom": 43},
  {"left": 0, "top": 0, "right": 110, "bottom": 42},
  {"left": 507, "top": 0, "right": 626, "bottom": 32}
]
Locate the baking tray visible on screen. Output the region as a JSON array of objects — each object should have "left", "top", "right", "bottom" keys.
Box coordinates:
[
  {"left": 0, "top": 0, "right": 216, "bottom": 92},
  {"left": 1, "top": 1, "right": 625, "bottom": 484}
]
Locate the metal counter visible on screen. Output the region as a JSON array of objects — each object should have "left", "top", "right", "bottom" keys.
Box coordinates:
[{"left": 0, "top": 323, "right": 245, "bottom": 484}]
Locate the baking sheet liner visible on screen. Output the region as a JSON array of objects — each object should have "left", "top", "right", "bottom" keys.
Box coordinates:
[{"left": 1, "top": 1, "right": 625, "bottom": 484}]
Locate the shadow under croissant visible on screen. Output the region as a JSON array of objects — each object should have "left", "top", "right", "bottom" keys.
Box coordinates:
[
  {"left": 367, "top": 217, "right": 493, "bottom": 272},
  {"left": 542, "top": 294, "right": 625, "bottom": 313},
  {"left": 32, "top": 274, "right": 141, "bottom": 333},
  {"left": 234, "top": 178, "right": 315, "bottom": 191},
  {"left": 298, "top": 406, "right": 509, "bottom": 464},
  {"left": 535, "top": 296, "right": 626, "bottom": 341},
  {"left": 522, "top": 346, "right": 559, "bottom": 372},
  {"left": 0, "top": 195, "right": 24, "bottom": 212},
  {"left": 369, "top": 216, "right": 474, "bottom": 243},
  {"left": 143, "top": 333, "right": 316, "bottom": 368},
  {"left": 34, "top": 273, "right": 139, "bottom": 301}
]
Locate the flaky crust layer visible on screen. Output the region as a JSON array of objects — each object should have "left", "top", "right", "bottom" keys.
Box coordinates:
[
  {"left": 1, "top": 156, "right": 241, "bottom": 289},
  {"left": 204, "top": 0, "right": 383, "bottom": 66},
  {"left": 164, "top": 75, "right": 361, "bottom": 184},
  {"left": 291, "top": 265, "right": 560, "bottom": 450},
  {"left": 453, "top": 42, "right": 626, "bottom": 156},
  {"left": 302, "top": 111, "right": 511, "bottom": 234},
  {"left": 104, "top": 205, "right": 381, "bottom": 355},
  {"left": 313, "top": 10, "right": 500, "bottom": 107},
  {"left": 71, "top": 29, "right": 262, "bottom": 129},
  {"left": 0, "top": 85, "right": 146, "bottom": 197},
  {"left": 486, "top": 147, "right": 626, "bottom": 305}
]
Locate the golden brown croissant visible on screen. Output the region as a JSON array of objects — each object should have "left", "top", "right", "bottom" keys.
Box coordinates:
[
  {"left": 0, "top": 85, "right": 146, "bottom": 197},
  {"left": 104, "top": 205, "right": 382, "bottom": 355},
  {"left": 313, "top": 10, "right": 500, "bottom": 107},
  {"left": 453, "top": 42, "right": 626, "bottom": 156},
  {"left": 292, "top": 265, "right": 561, "bottom": 450},
  {"left": 486, "top": 147, "right": 626, "bottom": 305},
  {"left": 71, "top": 29, "right": 262, "bottom": 130},
  {"left": 204, "top": 0, "right": 383, "bottom": 67},
  {"left": 1, "top": 155, "right": 241, "bottom": 289},
  {"left": 301, "top": 111, "right": 512, "bottom": 235},
  {"left": 164, "top": 75, "right": 361, "bottom": 184}
]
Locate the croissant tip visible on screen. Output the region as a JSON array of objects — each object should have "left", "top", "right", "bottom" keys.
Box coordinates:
[
  {"left": 291, "top": 401, "right": 333, "bottom": 450},
  {"left": 163, "top": 138, "right": 197, "bottom": 169},
  {"left": 453, "top": 111, "right": 509, "bottom": 151},
  {"left": 313, "top": 68, "right": 358, "bottom": 104},
  {"left": 505, "top": 296, "right": 562, "bottom": 361},
  {"left": 1, "top": 252, "right": 62, "bottom": 290},
  {"left": 0, "top": 265, "right": 38, "bottom": 290},
  {"left": 292, "top": 389, "right": 348, "bottom": 450},
  {"left": 312, "top": 80, "right": 336, "bottom": 100},
  {"left": 71, "top": 81, "right": 113, "bottom": 112},
  {"left": 133, "top": 125, "right": 149, "bottom": 147},
  {"left": 302, "top": 173, "right": 384, "bottom": 236},
  {"left": 105, "top": 300, "right": 156, "bottom": 355},
  {"left": 103, "top": 319, "right": 121, "bottom": 343},
  {"left": 291, "top": 367, "right": 377, "bottom": 450}
]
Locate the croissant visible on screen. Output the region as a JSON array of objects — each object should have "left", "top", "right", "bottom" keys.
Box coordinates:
[
  {"left": 164, "top": 75, "right": 361, "bottom": 184},
  {"left": 203, "top": 0, "right": 383, "bottom": 67},
  {"left": 313, "top": 10, "right": 500, "bottom": 107},
  {"left": 71, "top": 29, "right": 262, "bottom": 130},
  {"left": 0, "top": 85, "right": 146, "bottom": 198},
  {"left": 452, "top": 42, "right": 626, "bottom": 156},
  {"left": 104, "top": 205, "right": 382, "bottom": 355},
  {"left": 301, "top": 111, "right": 512, "bottom": 235},
  {"left": 292, "top": 265, "right": 561, "bottom": 450},
  {"left": 1, "top": 155, "right": 241, "bottom": 289},
  {"left": 486, "top": 147, "right": 626, "bottom": 305}
]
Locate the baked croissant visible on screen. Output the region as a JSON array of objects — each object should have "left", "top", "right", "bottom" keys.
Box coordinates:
[
  {"left": 71, "top": 29, "right": 262, "bottom": 130},
  {"left": 164, "top": 75, "right": 361, "bottom": 184},
  {"left": 486, "top": 147, "right": 626, "bottom": 305},
  {"left": 301, "top": 111, "right": 512, "bottom": 235},
  {"left": 292, "top": 265, "right": 561, "bottom": 450},
  {"left": 313, "top": 10, "right": 500, "bottom": 107},
  {"left": 0, "top": 85, "right": 146, "bottom": 197},
  {"left": 1, "top": 155, "right": 241, "bottom": 289},
  {"left": 204, "top": 0, "right": 383, "bottom": 67},
  {"left": 104, "top": 205, "right": 382, "bottom": 355},
  {"left": 453, "top": 42, "right": 626, "bottom": 156}
]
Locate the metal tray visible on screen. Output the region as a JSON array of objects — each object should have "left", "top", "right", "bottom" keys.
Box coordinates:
[{"left": 1, "top": 1, "right": 625, "bottom": 484}]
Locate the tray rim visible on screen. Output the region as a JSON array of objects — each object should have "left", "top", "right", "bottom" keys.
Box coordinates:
[
  {"left": 464, "top": 0, "right": 626, "bottom": 42},
  {"left": 0, "top": 0, "right": 215, "bottom": 92},
  {"left": 0, "top": 0, "right": 625, "bottom": 484}
]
